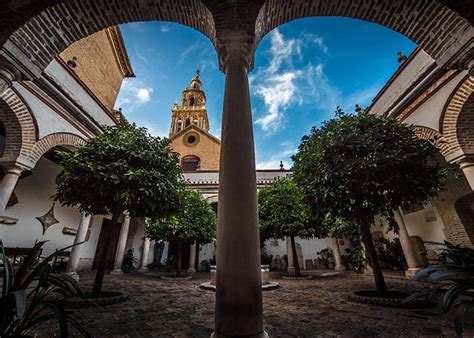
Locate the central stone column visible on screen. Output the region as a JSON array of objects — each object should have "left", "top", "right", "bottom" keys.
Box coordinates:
[{"left": 215, "top": 51, "right": 264, "bottom": 337}]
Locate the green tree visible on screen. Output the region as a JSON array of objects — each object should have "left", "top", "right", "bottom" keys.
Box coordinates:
[
  {"left": 258, "top": 179, "right": 317, "bottom": 277},
  {"left": 146, "top": 189, "right": 216, "bottom": 277},
  {"left": 292, "top": 109, "right": 446, "bottom": 296},
  {"left": 55, "top": 123, "right": 183, "bottom": 297}
]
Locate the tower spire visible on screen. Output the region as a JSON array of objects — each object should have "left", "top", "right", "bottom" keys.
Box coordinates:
[{"left": 169, "top": 72, "right": 209, "bottom": 137}]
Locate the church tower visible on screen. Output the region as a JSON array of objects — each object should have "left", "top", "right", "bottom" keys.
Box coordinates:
[
  {"left": 169, "top": 71, "right": 221, "bottom": 172},
  {"left": 169, "top": 70, "right": 210, "bottom": 137}
]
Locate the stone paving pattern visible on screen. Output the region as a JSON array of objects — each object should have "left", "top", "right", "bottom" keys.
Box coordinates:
[{"left": 39, "top": 272, "right": 474, "bottom": 337}]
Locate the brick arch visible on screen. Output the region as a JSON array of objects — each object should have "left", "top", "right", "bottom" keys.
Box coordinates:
[
  {"left": 413, "top": 125, "right": 451, "bottom": 158},
  {"left": 0, "top": 88, "right": 37, "bottom": 165},
  {"left": 255, "top": 0, "right": 472, "bottom": 62},
  {"left": 441, "top": 76, "right": 474, "bottom": 157},
  {"left": 19, "top": 132, "right": 86, "bottom": 169},
  {"left": 3, "top": 0, "right": 216, "bottom": 72}
]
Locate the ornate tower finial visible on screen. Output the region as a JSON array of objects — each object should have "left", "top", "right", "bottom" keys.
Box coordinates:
[
  {"left": 196, "top": 69, "right": 200, "bottom": 77},
  {"left": 169, "top": 72, "right": 209, "bottom": 138},
  {"left": 279, "top": 161, "right": 284, "bottom": 170}
]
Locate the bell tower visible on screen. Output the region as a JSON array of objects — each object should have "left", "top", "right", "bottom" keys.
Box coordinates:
[{"left": 169, "top": 70, "right": 210, "bottom": 137}]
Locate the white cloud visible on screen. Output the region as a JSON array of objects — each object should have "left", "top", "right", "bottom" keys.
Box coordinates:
[
  {"left": 252, "top": 29, "right": 338, "bottom": 133},
  {"left": 115, "top": 78, "right": 155, "bottom": 113},
  {"left": 137, "top": 87, "right": 153, "bottom": 103},
  {"left": 255, "top": 71, "right": 302, "bottom": 131},
  {"left": 160, "top": 23, "right": 172, "bottom": 33}
]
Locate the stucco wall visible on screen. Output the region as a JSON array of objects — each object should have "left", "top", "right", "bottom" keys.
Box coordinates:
[
  {"left": 370, "top": 50, "right": 435, "bottom": 116},
  {"left": 0, "top": 157, "right": 102, "bottom": 260},
  {"left": 403, "top": 71, "right": 467, "bottom": 132}
]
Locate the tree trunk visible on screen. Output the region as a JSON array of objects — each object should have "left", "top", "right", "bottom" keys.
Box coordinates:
[
  {"left": 290, "top": 236, "right": 301, "bottom": 277},
  {"left": 360, "top": 220, "right": 388, "bottom": 297},
  {"left": 92, "top": 212, "right": 120, "bottom": 298},
  {"left": 176, "top": 240, "right": 183, "bottom": 277}
]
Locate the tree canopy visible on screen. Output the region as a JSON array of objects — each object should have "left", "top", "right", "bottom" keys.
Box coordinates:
[
  {"left": 146, "top": 189, "right": 216, "bottom": 245},
  {"left": 292, "top": 109, "right": 446, "bottom": 225},
  {"left": 292, "top": 108, "right": 446, "bottom": 294},
  {"left": 54, "top": 123, "right": 184, "bottom": 219},
  {"left": 258, "top": 179, "right": 316, "bottom": 241},
  {"left": 54, "top": 123, "right": 184, "bottom": 295}
]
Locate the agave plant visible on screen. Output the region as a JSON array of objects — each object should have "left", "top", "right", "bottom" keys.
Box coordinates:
[
  {"left": 406, "top": 241, "right": 474, "bottom": 335},
  {"left": 0, "top": 239, "right": 90, "bottom": 337}
]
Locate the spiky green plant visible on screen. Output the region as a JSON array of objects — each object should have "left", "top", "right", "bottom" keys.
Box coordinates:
[
  {"left": 0, "top": 240, "right": 89, "bottom": 337},
  {"left": 406, "top": 241, "right": 474, "bottom": 335}
]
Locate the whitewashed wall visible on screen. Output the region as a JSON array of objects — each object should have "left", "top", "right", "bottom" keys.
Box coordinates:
[{"left": 0, "top": 157, "right": 102, "bottom": 264}]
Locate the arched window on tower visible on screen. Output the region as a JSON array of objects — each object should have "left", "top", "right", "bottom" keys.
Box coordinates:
[
  {"left": 189, "top": 97, "right": 195, "bottom": 106},
  {"left": 181, "top": 155, "right": 200, "bottom": 172},
  {"left": 185, "top": 118, "right": 191, "bottom": 127}
]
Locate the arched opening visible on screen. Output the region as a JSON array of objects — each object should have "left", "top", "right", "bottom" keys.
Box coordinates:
[
  {"left": 181, "top": 155, "right": 201, "bottom": 172},
  {"left": 189, "top": 97, "right": 195, "bottom": 106},
  {"left": 185, "top": 118, "right": 191, "bottom": 127}
]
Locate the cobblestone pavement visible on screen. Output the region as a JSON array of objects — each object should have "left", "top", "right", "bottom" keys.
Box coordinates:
[{"left": 39, "top": 271, "right": 474, "bottom": 337}]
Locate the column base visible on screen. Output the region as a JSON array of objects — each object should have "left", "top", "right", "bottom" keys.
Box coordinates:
[
  {"left": 404, "top": 268, "right": 421, "bottom": 279},
  {"left": 63, "top": 271, "right": 80, "bottom": 281},
  {"left": 138, "top": 267, "right": 149, "bottom": 272},
  {"left": 109, "top": 269, "right": 123, "bottom": 275},
  {"left": 187, "top": 268, "right": 196, "bottom": 274},
  {"left": 211, "top": 331, "right": 268, "bottom": 338},
  {"left": 334, "top": 265, "right": 346, "bottom": 272},
  {"left": 287, "top": 267, "right": 295, "bottom": 274}
]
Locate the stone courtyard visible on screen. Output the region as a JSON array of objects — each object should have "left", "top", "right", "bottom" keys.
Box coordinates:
[{"left": 39, "top": 272, "right": 474, "bottom": 337}]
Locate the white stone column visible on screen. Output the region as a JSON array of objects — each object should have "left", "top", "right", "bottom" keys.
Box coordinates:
[
  {"left": 65, "top": 212, "right": 92, "bottom": 280},
  {"left": 459, "top": 160, "right": 474, "bottom": 190},
  {"left": 394, "top": 208, "right": 420, "bottom": 278},
  {"left": 139, "top": 237, "right": 151, "bottom": 272},
  {"left": 215, "top": 50, "right": 264, "bottom": 337},
  {"left": 0, "top": 166, "right": 23, "bottom": 213},
  {"left": 332, "top": 238, "right": 346, "bottom": 272},
  {"left": 110, "top": 213, "right": 131, "bottom": 274},
  {"left": 286, "top": 237, "right": 295, "bottom": 274},
  {"left": 188, "top": 242, "right": 197, "bottom": 274}
]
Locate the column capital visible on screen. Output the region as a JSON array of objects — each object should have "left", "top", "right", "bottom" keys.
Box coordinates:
[
  {"left": 1, "top": 163, "right": 26, "bottom": 176},
  {"left": 218, "top": 41, "right": 255, "bottom": 73}
]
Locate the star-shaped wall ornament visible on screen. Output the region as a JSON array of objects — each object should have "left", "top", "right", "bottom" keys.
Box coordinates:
[{"left": 36, "top": 203, "right": 59, "bottom": 235}]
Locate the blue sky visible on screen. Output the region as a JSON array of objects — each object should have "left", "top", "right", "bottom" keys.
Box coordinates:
[{"left": 115, "top": 17, "right": 416, "bottom": 169}]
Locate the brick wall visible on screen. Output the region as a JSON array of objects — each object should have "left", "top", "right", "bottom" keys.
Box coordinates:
[
  {"left": 171, "top": 129, "right": 220, "bottom": 171},
  {"left": 431, "top": 174, "right": 474, "bottom": 247},
  {"left": 59, "top": 28, "right": 125, "bottom": 111}
]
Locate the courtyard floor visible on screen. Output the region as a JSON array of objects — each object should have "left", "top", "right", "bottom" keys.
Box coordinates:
[{"left": 41, "top": 271, "right": 474, "bottom": 337}]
